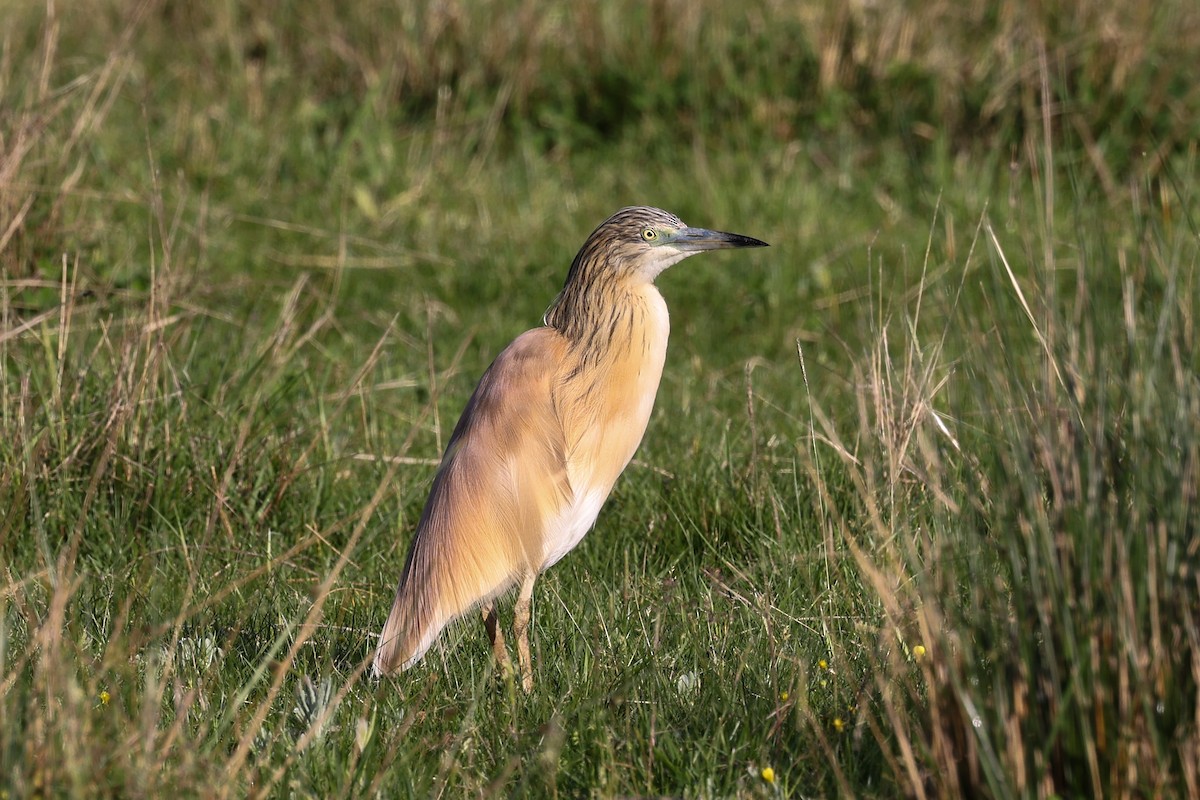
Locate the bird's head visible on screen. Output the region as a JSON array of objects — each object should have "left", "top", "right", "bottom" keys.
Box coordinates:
[{"left": 572, "top": 206, "right": 769, "bottom": 284}]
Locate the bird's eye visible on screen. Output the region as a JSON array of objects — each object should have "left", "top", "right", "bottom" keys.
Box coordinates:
[{"left": 641, "top": 228, "right": 657, "bottom": 241}]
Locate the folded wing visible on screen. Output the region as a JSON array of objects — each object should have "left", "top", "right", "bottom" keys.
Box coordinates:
[{"left": 373, "top": 328, "right": 573, "bottom": 675}]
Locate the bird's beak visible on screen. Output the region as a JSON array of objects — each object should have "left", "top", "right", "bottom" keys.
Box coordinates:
[{"left": 669, "top": 227, "right": 769, "bottom": 252}]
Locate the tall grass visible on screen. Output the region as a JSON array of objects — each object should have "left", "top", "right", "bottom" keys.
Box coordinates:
[
  {"left": 2, "top": 0, "right": 1198, "bottom": 796},
  {"left": 793, "top": 172, "right": 1199, "bottom": 794}
]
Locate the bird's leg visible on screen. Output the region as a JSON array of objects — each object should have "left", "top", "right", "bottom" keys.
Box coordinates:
[
  {"left": 513, "top": 572, "right": 537, "bottom": 693},
  {"left": 481, "top": 601, "right": 513, "bottom": 679}
]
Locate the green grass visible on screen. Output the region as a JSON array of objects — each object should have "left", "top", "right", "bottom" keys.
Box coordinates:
[{"left": 2, "top": 0, "right": 1198, "bottom": 796}]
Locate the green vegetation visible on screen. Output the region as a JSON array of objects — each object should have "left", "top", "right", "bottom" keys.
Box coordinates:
[{"left": 2, "top": 0, "right": 1197, "bottom": 796}]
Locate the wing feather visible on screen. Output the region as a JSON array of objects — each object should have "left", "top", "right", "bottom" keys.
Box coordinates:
[{"left": 374, "top": 328, "right": 572, "bottom": 675}]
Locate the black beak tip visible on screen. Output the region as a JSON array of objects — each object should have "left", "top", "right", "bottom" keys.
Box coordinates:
[{"left": 735, "top": 233, "right": 769, "bottom": 249}]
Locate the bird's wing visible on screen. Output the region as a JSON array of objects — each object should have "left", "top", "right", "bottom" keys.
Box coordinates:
[{"left": 375, "top": 327, "right": 573, "bottom": 674}]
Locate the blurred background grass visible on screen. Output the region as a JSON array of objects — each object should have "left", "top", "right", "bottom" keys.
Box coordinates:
[{"left": 2, "top": 0, "right": 1198, "bottom": 796}]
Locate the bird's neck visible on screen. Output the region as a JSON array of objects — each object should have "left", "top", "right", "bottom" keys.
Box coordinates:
[
  {"left": 550, "top": 281, "right": 671, "bottom": 479},
  {"left": 545, "top": 278, "right": 666, "bottom": 367}
]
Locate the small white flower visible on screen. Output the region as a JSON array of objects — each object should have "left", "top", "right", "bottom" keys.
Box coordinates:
[
  {"left": 355, "top": 716, "right": 373, "bottom": 754},
  {"left": 676, "top": 670, "right": 700, "bottom": 697}
]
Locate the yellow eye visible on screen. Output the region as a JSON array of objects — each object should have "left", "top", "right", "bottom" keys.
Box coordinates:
[{"left": 642, "top": 228, "right": 657, "bottom": 241}]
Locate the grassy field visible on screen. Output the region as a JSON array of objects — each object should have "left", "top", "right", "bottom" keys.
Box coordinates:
[{"left": 2, "top": 0, "right": 1199, "bottom": 796}]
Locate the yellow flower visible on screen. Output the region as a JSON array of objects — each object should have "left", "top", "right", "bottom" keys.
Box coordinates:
[
  {"left": 833, "top": 717, "right": 845, "bottom": 733},
  {"left": 761, "top": 766, "right": 775, "bottom": 784},
  {"left": 779, "top": 691, "right": 789, "bottom": 702},
  {"left": 913, "top": 645, "right": 927, "bottom": 661},
  {"left": 99, "top": 690, "right": 111, "bottom": 706},
  {"left": 817, "top": 659, "right": 828, "bottom": 670}
]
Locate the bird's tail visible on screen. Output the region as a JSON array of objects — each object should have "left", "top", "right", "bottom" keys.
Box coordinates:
[
  {"left": 373, "top": 526, "right": 520, "bottom": 677},
  {"left": 373, "top": 577, "right": 440, "bottom": 677}
]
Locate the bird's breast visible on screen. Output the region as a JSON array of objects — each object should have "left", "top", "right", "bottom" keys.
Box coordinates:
[
  {"left": 572, "top": 286, "right": 669, "bottom": 482},
  {"left": 540, "top": 287, "right": 670, "bottom": 569}
]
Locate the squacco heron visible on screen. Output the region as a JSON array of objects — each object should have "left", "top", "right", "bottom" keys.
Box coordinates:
[{"left": 374, "top": 206, "right": 767, "bottom": 690}]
